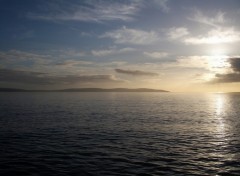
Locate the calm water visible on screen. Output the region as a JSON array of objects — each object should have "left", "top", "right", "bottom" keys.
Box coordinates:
[{"left": 0, "top": 92, "right": 240, "bottom": 176}]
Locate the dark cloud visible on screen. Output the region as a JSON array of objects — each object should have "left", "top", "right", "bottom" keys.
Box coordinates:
[
  {"left": 210, "top": 58, "right": 240, "bottom": 83},
  {"left": 230, "top": 57, "right": 240, "bottom": 72},
  {"left": 211, "top": 73, "right": 240, "bottom": 83},
  {"left": 0, "top": 69, "right": 49, "bottom": 84},
  {"left": 0, "top": 68, "right": 122, "bottom": 85},
  {"left": 115, "top": 68, "right": 158, "bottom": 77}
]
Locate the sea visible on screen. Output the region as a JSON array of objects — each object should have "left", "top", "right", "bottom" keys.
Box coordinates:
[{"left": 0, "top": 92, "right": 240, "bottom": 176}]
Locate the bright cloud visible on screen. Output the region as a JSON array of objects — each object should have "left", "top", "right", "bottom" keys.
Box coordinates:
[
  {"left": 144, "top": 51, "right": 169, "bottom": 59},
  {"left": 167, "top": 27, "right": 189, "bottom": 39},
  {"left": 101, "top": 26, "right": 159, "bottom": 45},
  {"left": 184, "top": 28, "right": 240, "bottom": 44},
  {"left": 176, "top": 55, "right": 231, "bottom": 73}
]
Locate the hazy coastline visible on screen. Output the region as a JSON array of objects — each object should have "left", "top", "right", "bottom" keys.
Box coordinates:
[{"left": 0, "top": 88, "right": 169, "bottom": 92}]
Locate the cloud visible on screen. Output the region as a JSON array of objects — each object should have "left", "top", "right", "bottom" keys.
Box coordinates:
[
  {"left": 167, "top": 27, "right": 189, "bottom": 39},
  {"left": 208, "top": 58, "right": 240, "bottom": 83},
  {"left": 0, "top": 50, "right": 49, "bottom": 61},
  {"left": 57, "top": 49, "right": 86, "bottom": 58},
  {"left": 149, "top": 0, "right": 170, "bottom": 12},
  {"left": 115, "top": 68, "right": 158, "bottom": 77},
  {"left": 0, "top": 49, "right": 92, "bottom": 70},
  {"left": 212, "top": 73, "right": 240, "bottom": 83},
  {"left": 169, "top": 11, "right": 239, "bottom": 45},
  {"left": 55, "top": 60, "right": 93, "bottom": 66},
  {"left": 189, "top": 10, "right": 226, "bottom": 27},
  {"left": 182, "top": 10, "right": 240, "bottom": 45},
  {"left": 28, "top": 0, "right": 141, "bottom": 22},
  {"left": 28, "top": 0, "right": 170, "bottom": 23},
  {"left": 92, "top": 47, "right": 135, "bottom": 57},
  {"left": 101, "top": 26, "right": 159, "bottom": 45},
  {"left": 0, "top": 50, "right": 52, "bottom": 69},
  {"left": 229, "top": 57, "right": 240, "bottom": 72},
  {"left": 175, "top": 55, "right": 230, "bottom": 73},
  {"left": 184, "top": 27, "right": 240, "bottom": 44},
  {"left": 144, "top": 51, "right": 169, "bottom": 59},
  {"left": 0, "top": 68, "right": 123, "bottom": 85},
  {"left": 164, "top": 56, "right": 240, "bottom": 84},
  {"left": 0, "top": 68, "right": 50, "bottom": 85}
]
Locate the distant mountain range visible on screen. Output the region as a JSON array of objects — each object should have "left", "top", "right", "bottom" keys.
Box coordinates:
[{"left": 0, "top": 88, "right": 169, "bottom": 92}]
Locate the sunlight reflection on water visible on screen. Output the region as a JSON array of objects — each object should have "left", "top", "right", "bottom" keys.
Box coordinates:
[
  {"left": 215, "top": 94, "right": 224, "bottom": 116},
  {"left": 215, "top": 94, "right": 225, "bottom": 136},
  {"left": 212, "top": 94, "right": 234, "bottom": 169}
]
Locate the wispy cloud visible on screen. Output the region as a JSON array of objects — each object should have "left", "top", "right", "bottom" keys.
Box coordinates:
[
  {"left": 148, "top": 0, "right": 170, "bottom": 13},
  {"left": 144, "top": 51, "right": 169, "bottom": 59},
  {"left": 115, "top": 68, "right": 158, "bottom": 77},
  {"left": 28, "top": 0, "right": 170, "bottom": 23},
  {"left": 0, "top": 50, "right": 52, "bottom": 69},
  {"left": 55, "top": 60, "right": 92, "bottom": 66},
  {"left": 0, "top": 49, "right": 89, "bottom": 67},
  {"left": 167, "top": 27, "right": 189, "bottom": 39},
  {"left": 101, "top": 26, "right": 159, "bottom": 45},
  {"left": 0, "top": 50, "right": 49, "bottom": 62},
  {"left": 92, "top": 47, "right": 135, "bottom": 57},
  {"left": 0, "top": 49, "right": 95, "bottom": 77},
  {"left": 28, "top": 0, "right": 141, "bottom": 22},
  {"left": 57, "top": 49, "right": 86, "bottom": 58},
  {"left": 169, "top": 10, "right": 240, "bottom": 45},
  {"left": 189, "top": 10, "right": 226, "bottom": 27},
  {"left": 184, "top": 27, "right": 240, "bottom": 44}
]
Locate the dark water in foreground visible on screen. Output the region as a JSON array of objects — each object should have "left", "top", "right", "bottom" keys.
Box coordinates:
[{"left": 0, "top": 92, "right": 240, "bottom": 176}]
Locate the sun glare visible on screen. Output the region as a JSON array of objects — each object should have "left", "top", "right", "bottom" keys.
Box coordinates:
[
  {"left": 208, "top": 57, "right": 227, "bottom": 68},
  {"left": 207, "top": 55, "right": 230, "bottom": 73}
]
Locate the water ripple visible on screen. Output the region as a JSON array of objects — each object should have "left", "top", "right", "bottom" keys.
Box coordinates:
[{"left": 0, "top": 93, "right": 240, "bottom": 175}]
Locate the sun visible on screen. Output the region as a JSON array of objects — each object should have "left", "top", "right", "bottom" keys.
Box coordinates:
[
  {"left": 208, "top": 56, "right": 229, "bottom": 69},
  {"left": 207, "top": 46, "right": 231, "bottom": 72}
]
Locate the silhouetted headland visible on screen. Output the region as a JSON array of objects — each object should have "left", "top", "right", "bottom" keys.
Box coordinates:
[{"left": 0, "top": 88, "right": 169, "bottom": 92}]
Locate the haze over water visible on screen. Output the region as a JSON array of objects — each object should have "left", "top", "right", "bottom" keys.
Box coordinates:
[{"left": 1, "top": 92, "right": 240, "bottom": 175}]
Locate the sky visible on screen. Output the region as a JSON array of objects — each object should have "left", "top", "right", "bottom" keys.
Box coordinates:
[{"left": 0, "top": 0, "right": 240, "bottom": 92}]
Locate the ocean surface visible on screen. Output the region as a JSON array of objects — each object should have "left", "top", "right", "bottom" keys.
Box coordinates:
[{"left": 0, "top": 92, "right": 240, "bottom": 176}]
